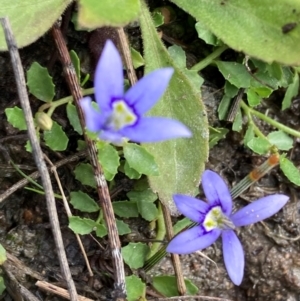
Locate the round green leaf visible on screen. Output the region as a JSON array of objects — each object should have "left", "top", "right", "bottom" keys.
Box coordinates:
[
  {"left": 268, "top": 131, "right": 293, "bottom": 151},
  {"left": 116, "top": 219, "right": 131, "bottom": 235},
  {"left": 74, "top": 163, "right": 96, "bottom": 188},
  {"left": 43, "top": 121, "right": 68, "bottom": 151},
  {"left": 122, "top": 242, "right": 150, "bottom": 269},
  {"left": 125, "top": 275, "right": 145, "bottom": 301},
  {"left": 68, "top": 216, "right": 96, "bottom": 235},
  {"left": 170, "top": 0, "right": 300, "bottom": 65},
  {"left": 5, "top": 106, "right": 27, "bottom": 130},
  {"left": 70, "top": 191, "right": 99, "bottom": 212},
  {"left": 280, "top": 155, "right": 300, "bottom": 186}
]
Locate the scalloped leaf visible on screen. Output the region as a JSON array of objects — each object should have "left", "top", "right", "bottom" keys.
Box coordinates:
[
  {"left": 0, "top": 0, "right": 72, "bottom": 50},
  {"left": 170, "top": 0, "right": 300, "bottom": 65},
  {"left": 139, "top": 2, "right": 208, "bottom": 215}
]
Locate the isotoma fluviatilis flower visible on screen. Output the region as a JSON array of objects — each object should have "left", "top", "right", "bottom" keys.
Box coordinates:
[
  {"left": 166, "top": 170, "right": 289, "bottom": 285},
  {"left": 80, "top": 40, "right": 192, "bottom": 144}
]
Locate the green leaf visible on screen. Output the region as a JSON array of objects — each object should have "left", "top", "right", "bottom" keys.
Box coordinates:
[
  {"left": 97, "top": 141, "right": 120, "bottom": 180},
  {"left": 137, "top": 201, "right": 158, "bottom": 221},
  {"left": 243, "top": 124, "right": 255, "bottom": 146},
  {"left": 247, "top": 88, "right": 262, "bottom": 107},
  {"left": 153, "top": 276, "right": 198, "bottom": 297},
  {"left": 26, "top": 62, "right": 55, "bottom": 102},
  {"left": 0, "top": 0, "right": 71, "bottom": 50},
  {"left": 209, "top": 127, "right": 229, "bottom": 148},
  {"left": 74, "top": 163, "right": 96, "bottom": 188},
  {"left": 232, "top": 107, "right": 243, "bottom": 132},
  {"left": 140, "top": 2, "right": 209, "bottom": 215},
  {"left": 267, "top": 131, "right": 293, "bottom": 151},
  {"left": 43, "top": 121, "right": 69, "bottom": 151},
  {"left": 122, "top": 242, "right": 149, "bottom": 269},
  {"left": 123, "top": 161, "right": 142, "bottom": 179},
  {"left": 169, "top": 0, "right": 300, "bottom": 65},
  {"left": 78, "top": 0, "right": 140, "bottom": 28},
  {"left": 5, "top": 106, "right": 27, "bottom": 130},
  {"left": 68, "top": 216, "right": 96, "bottom": 235},
  {"left": 125, "top": 275, "right": 145, "bottom": 301},
  {"left": 247, "top": 137, "right": 271, "bottom": 155},
  {"left": 127, "top": 190, "right": 157, "bottom": 203},
  {"left": 195, "top": 21, "right": 219, "bottom": 46},
  {"left": 123, "top": 143, "right": 159, "bottom": 176},
  {"left": 0, "top": 277, "right": 5, "bottom": 295},
  {"left": 66, "top": 103, "right": 83, "bottom": 135},
  {"left": 152, "top": 11, "right": 164, "bottom": 27},
  {"left": 112, "top": 201, "right": 139, "bottom": 218},
  {"left": 282, "top": 71, "right": 299, "bottom": 110},
  {"left": 280, "top": 155, "right": 300, "bottom": 186},
  {"left": 70, "top": 191, "right": 99, "bottom": 212},
  {"left": 116, "top": 219, "right": 131, "bottom": 235},
  {"left": 70, "top": 50, "right": 81, "bottom": 82},
  {"left": 95, "top": 223, "right": 108, "bottom": 238},
  {"left": 0, "top": 244, "right": 7, "bottom": 265},
  {"left": 218, "top": 82, "right": 238, "bottom": 120},
  {"left": 131, "top": 47, "right": 145, "bottom": 69}
]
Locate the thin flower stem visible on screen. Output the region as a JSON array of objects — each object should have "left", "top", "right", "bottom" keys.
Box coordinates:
[
  {"left": 191, "top": 44, "right": 228, "bottom": 72},
  {"left": 240, "top": 100, "right": 300, "bottom": 138}
]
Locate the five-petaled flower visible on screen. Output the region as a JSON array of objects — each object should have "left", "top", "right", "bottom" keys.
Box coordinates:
[
  {"left": 167, "top": 170, "right": 289, "bottom": 285},
  {"left": 80, "top": 40, "right": 192, "bottom": 145}
]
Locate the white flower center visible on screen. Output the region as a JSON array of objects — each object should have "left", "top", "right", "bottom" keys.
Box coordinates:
[
  {"left": 203, "top": 206, "right": 235, "bottom": 231},
  {"left": 109, "top": 100, "right": 137, "bottom": 130}
]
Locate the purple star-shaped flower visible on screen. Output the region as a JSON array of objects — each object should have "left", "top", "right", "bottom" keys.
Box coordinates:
[
  {"left": 80, "top": 40, "right": 192, "bottom": 144},
  {"left": 167, "top": 170, "right": 289, "bottom": 285}
]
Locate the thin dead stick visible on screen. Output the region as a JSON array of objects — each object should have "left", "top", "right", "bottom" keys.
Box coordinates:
[
  {"left": 44, "top": 154, "right": 94, "bottom": 277},
  {"left": 0, "top": 17, "right": 78, "bottom": 301},
  {"left": 116, "top": 27, "right": 137, "bottom": 85},
  {"left": 0, "top": 150, "right": 87, "bottom": 204},
  {"left": 226, "top": 88, "right": 245, "bottom": 122},
  {"left": 36, "top": 281, "right": 94, "bottom": 301},
  {"left": 51, "top": 23, "right": 126, "bottom": 299},
  {"left": 149, "top": 296, "right": 234, "bottom": 301},
  {"left": 161, "top": 203, "right": 186, "bottom": 296}
]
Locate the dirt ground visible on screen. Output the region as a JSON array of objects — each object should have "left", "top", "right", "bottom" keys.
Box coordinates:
[{"left": 0, "top": 3, "right": 300, "bottom": 301}]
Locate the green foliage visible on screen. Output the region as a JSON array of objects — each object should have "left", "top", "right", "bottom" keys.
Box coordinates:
[
  {"left": 116, "top": 219, "right": 131, "bottom": 235},
  {"left": 112, "top": 201, "right": 139, "bottom": 218},
  {"left": 268, "top": 131, "right": 293, "bottom": 151},
  {"left": 280, "top": 155, "right": 300, "bottom": 185},
  {"left": 78, "top": 0, "right": 140, "bottom": 28},
  {"left": 0, "top": 0, "right": 71, "bottom": 50},
  {"left": 43, "top": 121, "right": 69, "bottom": 151},
  {"left": 122, "top": 242, "right": 150, "bottom": 269},
  {"left": 67, "top": 103, "right": 83, "bottom": 135},
  {"left": 209, "top": 127, "right": 229, "bottom": 148},
  {"left": 152, "top": 276, "right": 198, "bottom": 297},
  {"left": 0, "top": 277, "right": 5, "bottom": 295},
  {"left": 26, "top": 62, "right": 55, "bottom": 102},
  {"left": 123, "top": 143, "right": 159, "bottom": 176},
  {"left": 74, "top": 163, "right": 96, "bottom": 188},
  {"left": 140, "top": 1, "right": 209, "bottom": 215},
  {"left": 5, "top": 106, "right": 27, "bottom": 130},
  {"left": 282, "top": 70, "right": 299, "bottom": 110},
  {"left": 70, "top": 191, "right": 99, "bottom": 212},
  {"left": 70, "top": 50, "right": 81, "bottom": 83},
  {"left": 195, "top": 21, "right": 220, "bottom": 46},
  {"left": 125, "top": 275, "right": 146, "bottom": 301},
  {"left": 170, "top": 0, "right": 300, "bottom": 65},
  {"left": 0, "top": 244, "right": 6, "bottom": 265},
  {"left": 123, "top": 161, "right": 142, "bottom": 179},
  {"left": 130, "top": 47, "right": 145, "bottom": 69},
  {"left": 68, "top": 216, "right": 97, "bottom": 235}
]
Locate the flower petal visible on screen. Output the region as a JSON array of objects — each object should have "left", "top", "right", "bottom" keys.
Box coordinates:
[
  {"left": 202, "top": 170, "right": 232, "bottom": 215},
  {"left": 231, "top": 194, "right": 289, "bottom": 227},
  {"left": 173, "top": 194, "right": 209, "bottom": 223},
  {"left": 222, "top": 230, "right": 244, "bottom": 285},
  {"left": 120, "top": 117, "right": 192, "bottom": 143},
  {"left": 94, "top": 40, "right": 124, "bottom": 109},
  {"left": 80, "top": 97, "right": 106, "bottom": 132},
  {"left": 99, "top": 130, "right": 125, "bottom": 145},
  {"left": 125, "top": 68, "right": 174, "bottom": 114},
  {"left": 166, "top": 226, "right": 221, "bottom": 254}
]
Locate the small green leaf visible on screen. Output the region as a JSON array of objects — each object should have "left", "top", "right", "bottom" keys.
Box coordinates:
[
  {"left": 70, "top": 50, "right": 81, "bottom": 82},
  {"left": 0, "top": 277, "right": 5, "bottom": 295},
  {"left": 116, "top": 219, "right": 131, "bottom": 235},
  {"left": 68, "top": 216, "right": 96, "bottom": 235},
  {"left": 124, "top": 143, "right": 159, "bottom": 176},
  {"left": 243, "top": 124, "right": 255, "bottom": 146},
  {"left": 137, "top": 201, "right": 158, "bottom": 221},
  {"left": 153, "top": 276, "right": 198, "bottom": 297},
  {"left": 232, "top": 107, "right": 243, "bottom": 132},
  {"left": 266, "top": 62, "right": 283, "bottom": 80},
  {"left": 127, "top": 190, "right": 157, "bottom": 203},
  {"left": 280, "top": 155, "right": 300, "bottom": 186},
  {"left": 74, "top": 163, "right": 96, "bottom": 188},
  {"left": 282, "top": 71, "right": 299, "bottom": 110},
  {"left": 95, "top": 223, "right": 107, "bottom": 237},
  {"left": 267, "top": 131, "right": 293, "bottom": 151},
  {"left": 209, "top": 127, "right": 229, "bottom": 148},
  {"left": 247, "top": 88, "right": 262, "bottom": 107},
  {"left": 152, "top": 11, "right": 164, "bottom": 27},
  {"left": 123, "top": 161, "right": 142, "bottom": 179},
  {"left": 26, "top": 62, "right": 55, "bottom": 102},
  {"left": 70, "top": 191, "right": 99, "bottom": 212},
  {"left": 247, "top": 137, "right": 271, "bottom": 155},
  {"left": 218, "top": 82, "right": 238, "bottom": 120},
  {"left": 97, "top": 141, "right": 120, "bottom": 180},
  {"left": 126, "top": 275, "right": 145, "bottom": 301},
  {"left": 43, "top": 121, "right": 69, "bottom": 151},
  {"left": 5, "top": 106, "right": 27, "bottom": 130},
  {"left": 131, "top": 47, "right": 145, "bottom": 69},
  {"left": 113, "top": 201, "right": 139, "bottom": 218},
  {"left": 66, "top": 103, "right": 83, "bottom": 134},
  {"left": 78, "top": 0, "right": 140, "bottom": 28},
  {"left": 195, "top": 21, "right": 219, "bottom": 46},
  {"left": 122, "top": 242, "right": 150, "bottom": 269},
  {"left": 0, "top": 244, "right": 7, "bottom": 265}
]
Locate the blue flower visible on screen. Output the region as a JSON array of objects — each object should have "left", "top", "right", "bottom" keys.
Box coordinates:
[
  {"left": 80, "top": 40, "right": 192, "bottom": 144},
  {"left": 166, "top": 170, "right": 289, "bottom": 285}
]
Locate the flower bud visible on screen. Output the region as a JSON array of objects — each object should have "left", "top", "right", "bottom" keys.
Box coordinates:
[{"left": 35, "top": 112, "right": 53, "bottom": 131}]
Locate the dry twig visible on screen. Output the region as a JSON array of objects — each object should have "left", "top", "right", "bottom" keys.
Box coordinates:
[{"left": 0, "top": 17, "right": 78, "bottom": 301}]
